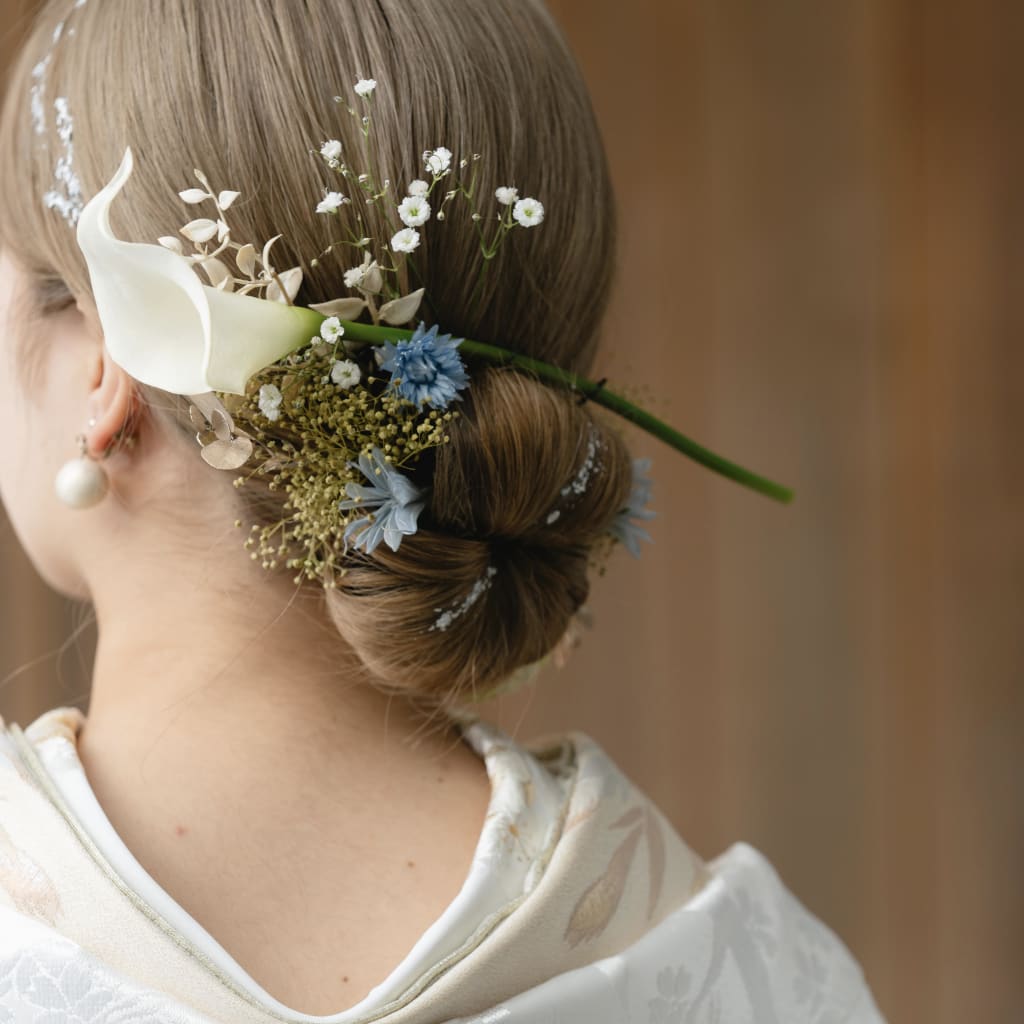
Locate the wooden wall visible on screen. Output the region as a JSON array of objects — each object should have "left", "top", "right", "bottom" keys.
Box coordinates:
[{"left": 2, "top": 2, "right": 1021, "bottom": 1021}]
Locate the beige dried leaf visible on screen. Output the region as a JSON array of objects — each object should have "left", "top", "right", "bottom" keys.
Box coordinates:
[
  {"left": 210, "top": 408, "right": 234, "bottom": 442},
  {"left": 200, "top": 437, "right": 254, "bottom": 471},
  {"left": 180, "top": 218, "right": 219, "bottom": 244},
  {"left": 236, "top": 244, "right": 257, "bottom": 279},
  {"left": 310, "top": 297, "right": 367, "bottom": 319},
  {"left": 379, "top": 287, "right": 425, "bottom": 326},
  {"left": 200, "top": 258, "right": 232, "bottom": 291},
  {"left": 266, "top": 267, "right": 303, "bottom": 305},
  {"left": 187, "top": 406, "right": 208, "bottom": 433},
  {"left": 261, "top": 234, "right": 282, "bottom": 270}
]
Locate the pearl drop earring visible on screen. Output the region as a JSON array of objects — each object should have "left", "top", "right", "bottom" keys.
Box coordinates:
[{"left": 54, "top": 424, "right": 110, "bottom": 509}]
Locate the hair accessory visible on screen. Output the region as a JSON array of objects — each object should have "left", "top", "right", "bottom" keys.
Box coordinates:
[
  {"left": 73, "top": 78, "right": 793, "bottom": 587},
  {"left": 610, "top": 458, "right": 656, "bottom": 559},
  {"left": 55, "top": 432, "right": 108, "bottom": 509},
  {"left": 338, "top": 446, "right": 427, "bottom": 555},
  {"left": 545, "top": 426, "right": 603, "bottom": 526},
  {"left": 33, "top": 0, "right": 91, "bottom": 226},
  {"left": 429, "top": 566, "right": 499, "bottom": 633}
]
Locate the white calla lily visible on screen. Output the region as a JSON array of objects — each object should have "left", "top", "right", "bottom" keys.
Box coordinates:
[{"left": 76, "top": 148, "right": 323, "bottom": 396}]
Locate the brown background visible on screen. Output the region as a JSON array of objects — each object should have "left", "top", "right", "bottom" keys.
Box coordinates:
[{"left": 2, "top": 1, "right": 1022, "bottom": 1021}]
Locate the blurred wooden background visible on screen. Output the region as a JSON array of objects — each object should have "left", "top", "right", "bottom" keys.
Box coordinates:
[{"left": 2, "top": 1, "right": 1022, "bottom": 1021}]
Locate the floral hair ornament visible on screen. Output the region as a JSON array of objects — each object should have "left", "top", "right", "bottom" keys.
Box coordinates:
[
  {"left": 74, "top": 79, "right": 792, "bottom": 585},
  {"left": 77, "top": 148, "right": 323, "bottom": 396}
]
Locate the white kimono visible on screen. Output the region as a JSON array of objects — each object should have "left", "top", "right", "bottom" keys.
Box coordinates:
[{"left": 0, "top": 707, "right": 886, "bottom": 1023}]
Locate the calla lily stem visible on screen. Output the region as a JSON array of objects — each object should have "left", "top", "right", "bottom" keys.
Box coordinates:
[{"left": 333, "top": 319, "right": 795, "bottom": 504}]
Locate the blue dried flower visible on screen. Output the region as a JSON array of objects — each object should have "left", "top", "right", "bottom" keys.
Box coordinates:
[
  {"left": 378, "top": 322, "right": 469, "bottom": 409},
  {"left": 338, "top": 446, "right": 426, "bottom": 554},
  {"left": 609, "top": 457, "right": 656, "bottom": 559}
]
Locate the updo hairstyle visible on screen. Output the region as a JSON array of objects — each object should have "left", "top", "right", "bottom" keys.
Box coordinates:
[{"left": 0, "top": 0, "right": 634, "bottom": 707}]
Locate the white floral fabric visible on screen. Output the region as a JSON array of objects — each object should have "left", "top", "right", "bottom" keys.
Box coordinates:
[{"left": 0, "top": 707, "right": 886, "bottom": 1023}]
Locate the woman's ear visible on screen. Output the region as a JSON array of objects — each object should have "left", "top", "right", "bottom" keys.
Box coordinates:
[{"left": 85, "top": 342, "right": 139, "bottom": 460}]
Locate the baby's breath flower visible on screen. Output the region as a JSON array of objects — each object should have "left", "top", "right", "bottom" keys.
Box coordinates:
[
  {"left": 258, "top": 383, "right": 283, "bottom": 421},
  {"left": 316, "top": 191, "right": 347, "bottom": 214},
  {"left": 397, "top": 194, "right": 431, "bottom": 228},
  {"left": 330, "top": 358, "right": 361, "bottom": 389},
  {"left": 391, "top": 227, "right": 421, "bottom": 253},
  {"left": 407, "top": 179, "right": 429, "bottom": 197},
  {"left": 320, "top": 317, "right": 344, "bottom": 343},
  {"left": 320, "top": 139, "right": 343, "bottom": 163},
  {"left": 354, "top": 78, "right": 377, "bottom": 97},
  {"left": 495, "top": 186, "right": 519, "bottom": 206},
  {"left": 512, "top": 197, "right": 545, "bottom": 227},
  {"left": 343, "top": 254, "right": 383, "bottom": 294},
  {"left": 424, "top": 147, "right": 453, "bottom": 177}
]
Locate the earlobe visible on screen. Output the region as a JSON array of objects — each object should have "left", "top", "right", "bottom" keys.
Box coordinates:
[{"left": 86, "top": 345, "right": 139, "bottom": 460}]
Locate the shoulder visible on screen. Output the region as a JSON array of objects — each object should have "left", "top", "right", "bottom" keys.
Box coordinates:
[
  {"left": 488, "top": 722, "right": 712, "bottom": 924},
  {"left": 529, "top": 730, "right": 882, "bottom": 1016}
]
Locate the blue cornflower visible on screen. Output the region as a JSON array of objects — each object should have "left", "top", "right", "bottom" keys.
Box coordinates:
[
  {"left": 338, "top": 446, "right": 426, "bottom": 554},
  {"left": 378, "top": 322, "right": 470, "bottom": 409},
  {"left": 609, "top": 457, "right": 656, "bottom": 559}
]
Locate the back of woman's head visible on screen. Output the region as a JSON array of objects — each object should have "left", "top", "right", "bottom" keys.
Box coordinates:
[{"left": 0, "top": 0, "right": 635, "bottom": 708}]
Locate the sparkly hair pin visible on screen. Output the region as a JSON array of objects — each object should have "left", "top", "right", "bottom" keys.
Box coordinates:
[{"left": 74, "top": 78, "right": 793, "bottom": 583}]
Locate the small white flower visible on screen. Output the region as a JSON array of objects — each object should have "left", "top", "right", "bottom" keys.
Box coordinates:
[
  {"left": 320, "top": 139, "right": 343, "bottom": 163},
  {"left": 397, "top": 195, "right": 431, "bottom": 228},
  {"left": 513, "top": 197, "right": 545, "bottom": 227},
  {"left": 344, "top": 255, "right": 383, "bottom": 294},
  {"left": 258, "top": 384, "right": 283, "bottom": 421},
  {"left": 495, "top": 186, "right": 519, "bottom": 206},
  {"left": 391, "top": 227, "right": 421, "bottom": 253},
  {"left": 407, "top": 179, "right": 429, "bottom": 197},
  {"left": 424, "top": 147, "right": 453, "bottom": 177},
  {"left": 330, "top": 358, "right": 362, "bottom": 389},
  {"left": 354, "top": 78, "right": 377, "bottom": 98},
  {"left": 317, "top": 191, "right": 347, "bottom": 214},
  {"left": 320, "top": 317, "right": 345, "bottom": 342}
]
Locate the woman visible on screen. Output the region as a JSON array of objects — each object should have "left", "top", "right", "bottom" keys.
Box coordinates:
[{"left": 0, "top": 0, "right": 884, "bottom": 1020}]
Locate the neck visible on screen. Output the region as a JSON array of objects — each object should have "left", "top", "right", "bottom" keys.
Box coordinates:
[{"left": 78, "top": 527, "right": 465, "bottom": 795}]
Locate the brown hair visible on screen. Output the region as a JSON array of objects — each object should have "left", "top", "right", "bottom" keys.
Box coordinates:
[{"left": 0, "top": 0, "right": 633, "bottom": 707}]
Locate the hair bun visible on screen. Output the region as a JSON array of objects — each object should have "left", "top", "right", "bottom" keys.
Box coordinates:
[{"left": 324, "top": 367, "right": 633, "bottom": 706}]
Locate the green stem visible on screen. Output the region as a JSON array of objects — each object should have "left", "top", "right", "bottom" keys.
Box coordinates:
[{"left": 333, "top": 319, "right": 795, "bottom": 503}]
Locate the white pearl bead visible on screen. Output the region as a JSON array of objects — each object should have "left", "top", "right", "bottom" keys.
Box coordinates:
[{"left": 55, "top": 457, "right": 109, "bottom": 509}]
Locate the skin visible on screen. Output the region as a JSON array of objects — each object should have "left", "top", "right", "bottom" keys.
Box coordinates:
[{"left": 0, "top": 250, "right": 493, "bottom": 1013}]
